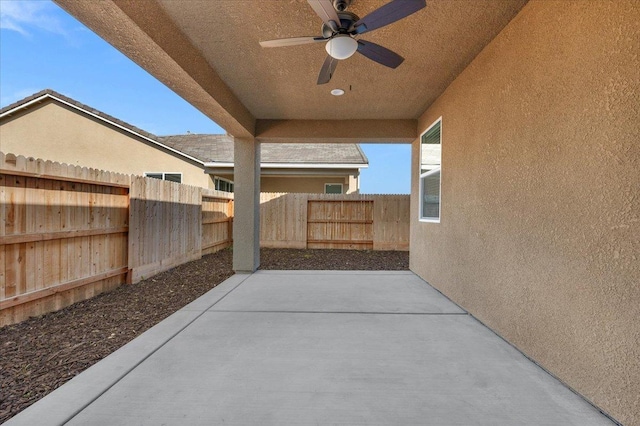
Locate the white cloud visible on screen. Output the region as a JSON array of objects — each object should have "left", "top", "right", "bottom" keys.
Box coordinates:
[{"left": 0, "top": 0, "right": 67, "bottom": 37}]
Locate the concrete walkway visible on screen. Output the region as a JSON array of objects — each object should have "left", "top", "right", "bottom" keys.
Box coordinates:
[{"left": 8, "top": 271, "right": 615, "bottom": 425}]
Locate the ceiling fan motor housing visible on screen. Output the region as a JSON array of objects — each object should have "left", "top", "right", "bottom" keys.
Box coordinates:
[{"left": 321, "top": 11, "right": 360, "bottom": 38}]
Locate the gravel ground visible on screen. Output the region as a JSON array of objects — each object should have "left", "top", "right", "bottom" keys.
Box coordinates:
[{"left": 0, "top": 248, "right": 409, "bottom": 423}]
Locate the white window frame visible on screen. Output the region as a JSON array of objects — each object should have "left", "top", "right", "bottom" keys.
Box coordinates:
[
  {"left": 419, "top": 168, "right": 441, "bottom": 222},
  {"left": 214, "top": 176, "right": 234, "bottom": 193},
  {"left": 324, "top": 183, "right": 343, "bottom": 194},
  {"left": 144, "top": 172, "right": 183, "bottom": 183},
  {"left": 419, "top": 117, "right": 442, "bottom": 223}
]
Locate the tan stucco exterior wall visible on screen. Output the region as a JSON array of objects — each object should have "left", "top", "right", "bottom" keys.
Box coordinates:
[
  {"left": 0, "top": 102, "right": 213, "bottom": 188},
  {"left": 410, "top": 1, "right": 639, "bottom": 425},
  {"left": 261, "top": 175, "right": 356, "bottom": 194},
  {"left": 214, "top": 173, "right": 359, "bottom": 194}
]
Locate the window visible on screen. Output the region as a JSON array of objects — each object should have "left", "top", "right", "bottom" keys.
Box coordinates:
[
  {"left": 325, "top": 183, "right": 343, "bottom": 194},
  {"left": 144, "top": 172, "right": 182, "bottom": 183},
  {"left": 419, "top": 118, "right": 441, "bottom": 221},
  {"left": 214, "top": 177, "right": 234, "bottom": 193}
]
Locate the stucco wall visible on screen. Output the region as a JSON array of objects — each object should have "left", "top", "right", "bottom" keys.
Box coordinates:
[
  {"left": 262, "top": 175, "right": 356, "bottom": 194},
  {"left": 213, "top": 173, "right": 358, "bottom": 194},
  {"left": 410, "top": 1, "right": 639, "bottom": 424},
  {"left": 0, "top": 102, "right": 213, "bottom": 188}
]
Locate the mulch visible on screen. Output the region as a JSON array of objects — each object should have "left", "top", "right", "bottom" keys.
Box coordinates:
[
  {"left": 0, "top": 248, "right": 408, "bottom": 423},
  {"left": 259, "top": 248, "right": 409, "bottom": 270}
]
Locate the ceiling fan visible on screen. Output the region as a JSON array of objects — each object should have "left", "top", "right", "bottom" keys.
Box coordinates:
[{"left": 259, "top": 0, "right": 426, "bottom": 85}]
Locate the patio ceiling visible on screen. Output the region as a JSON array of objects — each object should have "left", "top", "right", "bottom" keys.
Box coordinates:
[{"left": 54, "top": 0, "right": 528, "bottom": 142}]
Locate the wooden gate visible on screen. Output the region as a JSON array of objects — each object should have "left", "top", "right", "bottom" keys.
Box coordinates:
[{"left": 306, "top": 199, "right": 374, "bottom": 250}]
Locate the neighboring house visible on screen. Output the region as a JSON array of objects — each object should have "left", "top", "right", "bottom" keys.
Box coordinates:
[
  {"left": 0, "top": 90, "right": 367, "bottom": 193},
  {"left": 158, "top": 134, "right": 367, "bottom": 194},
  {"left": 0, "top": 90, "right": 210, "bottom": 188}
]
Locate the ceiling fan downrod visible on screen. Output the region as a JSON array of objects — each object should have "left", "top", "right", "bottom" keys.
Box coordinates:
[{"left": 333, "top": 0, "right": 352, "bottom": 12}]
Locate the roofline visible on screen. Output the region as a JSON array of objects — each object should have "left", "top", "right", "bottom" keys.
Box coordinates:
[
  {"left": 207, "top": 169, "right": 361, "bottom": 177},
  {"left": 2, "top": 90, "right": 370, "bottom": 168},
  {"left": 0, "top": 91, "right": 205, "bottom": 166},
  {"left": 204, "top": 162, "right": 368, "bottom": 169},
  {"left": 354, "top": 144, "right": 369, "bottom": 164}
]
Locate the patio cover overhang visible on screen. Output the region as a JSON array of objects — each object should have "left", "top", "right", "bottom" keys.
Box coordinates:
[{"left": 53, "top": 0, "right": 528, "bottom": 270}]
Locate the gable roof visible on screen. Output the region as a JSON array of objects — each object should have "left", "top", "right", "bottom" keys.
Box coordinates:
[
  {"left": 158, "top": 134, "right": 368, "bottom": 167},
  {"left": 1, "top": 89, "right": 157, "bottom": 141},
  {"left": 1, "top": 90, "right": 368, "bottom": 169},
  {"left": 0, "top": 89, "right": 205, "bottom": 166}
]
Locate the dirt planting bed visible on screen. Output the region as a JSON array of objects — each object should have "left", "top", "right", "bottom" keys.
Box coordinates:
[
  {"left": 0, "top": 248, "right": 409, "bottom": 422},
  {"left": 259, "top": 248, "right": 409, "bottom": 270}
]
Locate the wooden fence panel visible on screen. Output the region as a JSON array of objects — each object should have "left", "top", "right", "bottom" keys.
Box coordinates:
[
  {"left": 260, "top": 193, "right": 307, "bottom": 248},
  {"left": 201, "top": 189, "right": 234, "bottom": 255},
  {"left": 0, "top": 153, "right": 130, "bottom": 327},
  {"left": 373, "top": 195, "right": 410, "bottom": 251},
  {"left": 127, "top": 176, "right": 202, "bottom": 283}
]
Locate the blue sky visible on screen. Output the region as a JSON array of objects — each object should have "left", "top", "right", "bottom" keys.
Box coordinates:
[{"left": 0, "top": 0, "right": 410, "bottom": 194}]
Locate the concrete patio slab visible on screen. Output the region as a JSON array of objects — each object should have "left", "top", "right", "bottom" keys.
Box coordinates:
[
  {"left": 211, "top": 270, "right": 464, "bottom": 314},
  {"left": 6, "top": 271, "right": 615, "bottom": 426}
]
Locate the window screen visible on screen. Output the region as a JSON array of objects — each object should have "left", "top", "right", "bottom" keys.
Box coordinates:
[
  {"left": 214, "top": 177, "right": 234, "bottom": 193},
  {"left": 421, "top": 170, "right": 440, "bottom": 219},
  {"left": 164, "top": 173, "right": 182, "bottom": 183},
  {"left": 145, "top": 172, "right": 182, "bottom": 183},
  {"left": 420, "top": 119, "right": 441, "bottom": 221},
  {"left": 325, "top": 184, "right": 343, "bottom": 194}
]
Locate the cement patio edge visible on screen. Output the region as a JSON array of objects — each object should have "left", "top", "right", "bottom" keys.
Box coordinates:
[
  {"left": 255, "top": 270, "right": 414, "bottom": 275},
  {"left": 4, "top": 273, "right": 251, "bottom": 426}
]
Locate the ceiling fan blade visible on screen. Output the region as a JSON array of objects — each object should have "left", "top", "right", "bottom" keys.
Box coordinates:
[
  {"left": 260, "top": 37, "right": 326, "bottom": 48},
  {"left": 357, "top": 40, "right": 404, "bottom": 68},
  {"left": 317, "top": 55, "right": 338, "bottom": 85},
  {"left": 307, "top": 0, "right": 341, "bottom": 31},
  {"left": 353, "top": 0, "right": 426, "bottom": 35}
]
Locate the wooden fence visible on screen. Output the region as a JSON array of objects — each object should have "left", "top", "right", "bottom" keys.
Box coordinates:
[
  {"left": 1, "top": 153, "right": 407, "bottom": 326},
  {"left": 201, "top": 190, "right": 233, "bottom": 256},
  {"left": 260, "top": 193, "right": 409, "bottom": 250},
  {"left": 0, "top": 153, "right": 233, "bottom": 326},
  {"left": 0, "top": 153, "right": 130, "bottom": 327},
  {"left": 129, "top": 176, "right": 201, "bottom": 283},
  {"left": 113, "top": 180, "right": 233, "bottom": 284}
]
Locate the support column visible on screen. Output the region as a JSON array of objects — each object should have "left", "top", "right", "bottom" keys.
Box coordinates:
[{"left": 233, "top": 137, "right": 260, "bottom": 272}]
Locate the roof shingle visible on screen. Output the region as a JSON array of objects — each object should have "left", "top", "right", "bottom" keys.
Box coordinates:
[{"left": 158, "top": 134, "right": 368, "bottom": 165}]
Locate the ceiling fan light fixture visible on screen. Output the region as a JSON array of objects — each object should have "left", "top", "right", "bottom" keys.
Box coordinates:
[
  {"left": 325, "top": 35, "right": 358, "bottom": 60},
  {"left": 331, "top": 88, "right": 345, "bottom": 96},
  {"left": 259, "top": 0, "right": 427, "bottom": 85}
]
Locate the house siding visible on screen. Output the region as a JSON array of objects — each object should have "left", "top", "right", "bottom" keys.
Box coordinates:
[
  {"left": 212, "top": 174, "right": 359, "bottom": 194},
  {"left": 410, "top": 1, "right": 639, "bottom": 425},
  {"left": 262, "top": 176, "right": 357, "bottom": 194},
  {"left": 0, "top": 101, "right": 214, "bottom": 188}
]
